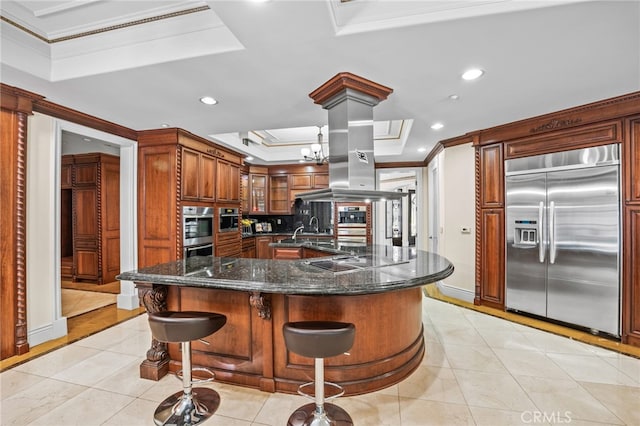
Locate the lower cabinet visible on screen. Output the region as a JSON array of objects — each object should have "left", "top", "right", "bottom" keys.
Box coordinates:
[
  {"left": 215, "top": 231, "right": 241, "bottom": 258},
  {"left": 241, "top": 237, "right": 256, "bottom": 258},
  {"left": 272, "top": 247, "right": 302, "bottom": 259},
  {"left": 255, "top": 236, "right": 273, "bottom": 259}
]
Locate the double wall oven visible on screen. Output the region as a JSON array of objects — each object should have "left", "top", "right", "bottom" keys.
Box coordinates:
[
  {"left": 336, "top": 204, "right": 370, "bottom": 246},
  {"left": 183, "top": 206, "right": 214, "bottom": 258}
]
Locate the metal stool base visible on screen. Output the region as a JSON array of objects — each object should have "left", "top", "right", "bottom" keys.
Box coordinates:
[
  {"left": 286, "top": 402, "right": 354, "bottom": 426},
  {"left": 153, "top": 387, "right": 220, "bottom": 426}
]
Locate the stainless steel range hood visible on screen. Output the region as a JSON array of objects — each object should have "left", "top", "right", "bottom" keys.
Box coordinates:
[{"left": 298, "top": 73, "right": 407, "bottom": 203}]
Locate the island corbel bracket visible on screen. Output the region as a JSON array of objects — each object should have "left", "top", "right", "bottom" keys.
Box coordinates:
[
  {"left": 137, "top": 283, "right": 170, "bottom": 380},
  {"left": 249, "top": 292, "right": 272, "bottom": 320}
]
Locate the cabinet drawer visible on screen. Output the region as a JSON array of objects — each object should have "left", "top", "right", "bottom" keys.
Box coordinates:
[
  {"left": 273, "top": 247, "right": 302, "bottom": 259},
  {"left": 216, "top": 242, "right": 241, "bottom": 258}
]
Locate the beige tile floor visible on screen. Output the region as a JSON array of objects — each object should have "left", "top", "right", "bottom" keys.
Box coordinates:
[{"left": 1, "top": 297, "right": 639, "bottom": 426}]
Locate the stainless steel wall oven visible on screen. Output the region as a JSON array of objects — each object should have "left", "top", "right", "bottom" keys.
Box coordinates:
[
  {"left": 219, "top": 207, "right": 239, "bottom": 232},
  {"left": 183, "top": 206, "right": 214, "bottom": 258}
]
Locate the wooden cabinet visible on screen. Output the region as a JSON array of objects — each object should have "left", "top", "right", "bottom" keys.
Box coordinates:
[
  {"left": 290, "top": 174, "right": 312, "bottom": 189},
  {"left": 478, "top": 209, "right": 504, "bottom": 308},
  {"left": 217, "top": 159, "right": 241, "bottom": 202},
  {"left": 623, "top": 207, "right": 640, "bottom": 346},
  {"left": 313, "top": 173, "right": 329, "bottom": 188},
  {"left": 181, "top": 147, "right": 215, "bottom": 202},
  {"left": 625, "top": 116, "right": 640, "bottom": 203},
  {"left": 250, "top": 172, "right": 268, "bottom": 214},
  {"left": 272, "top": 247, "right": 302, "bottom": 259},
  {"left": 241, "top": 237, "right": 256, "bottom": 258},
  {"left": 138, "top": 129, "right": 243, "bottom": 267},
  {"left": 269, "top": 175, "right": 289, "bottom": 214},
  {"left": 479, "top": 143, "right": 503, "bottom": 208},
  {"left": 255, "top": 236, "right": 273, "bottom": 259},
  {"left": 61, "top": 153, "right": 120, "bottom": 284},
  {"left": 240, "top": 171, "right": 250, "bottom": 213}
]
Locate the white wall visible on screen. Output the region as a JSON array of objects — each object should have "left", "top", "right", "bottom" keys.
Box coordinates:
[
  {"left": 435, "top": 143, "right": 476, "bottom": 301},
  {"left": 26, "top": 113, "right": 67, "bottom": 345}
]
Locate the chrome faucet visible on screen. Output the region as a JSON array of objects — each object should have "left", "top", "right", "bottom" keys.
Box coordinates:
[
  {"left": 309, "top": 216, "right": 319, "bottom": 233},
  {"left": 292, "top": 225, "right": 305, "bottom": 241}
]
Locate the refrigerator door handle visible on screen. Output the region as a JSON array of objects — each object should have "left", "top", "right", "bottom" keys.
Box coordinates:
[
  {"left": 538, "top": 201, "right": 545, "bottom": 263},
  {"left": 549, "top": 201, "right": 556, "bottom": 264}
]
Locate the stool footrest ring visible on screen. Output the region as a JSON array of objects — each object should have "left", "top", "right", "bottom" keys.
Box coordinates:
[
  {"left": 297, "top": 381, "right": 345, "bottom": 401},
  {"left": 175, "top": 367, "right": 216, "bottom": 385}
]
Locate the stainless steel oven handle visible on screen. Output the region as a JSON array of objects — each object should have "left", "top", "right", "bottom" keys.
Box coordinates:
[
  {"left": 186, "top": 243, "right": 212, "bottom": 252},
  {"left": 549, "top": 201, "right": 556, "bottom": 264},
  {"left": 538, "top": 201, "right": 545, "bottom": 263}
]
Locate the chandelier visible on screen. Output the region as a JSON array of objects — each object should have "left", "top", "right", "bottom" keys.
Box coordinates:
[{"left": 301, "top": 126, "right": 329, "bottom": 165}]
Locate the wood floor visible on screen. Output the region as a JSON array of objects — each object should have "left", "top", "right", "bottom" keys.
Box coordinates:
[{"left": 0, "top": 282, "right": 145, "bottom": 372}]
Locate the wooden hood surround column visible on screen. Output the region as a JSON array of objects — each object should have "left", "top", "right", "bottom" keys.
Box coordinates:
[
  {"left": 0, "top": 84, "right": 43, "bottom": 359},
  {"left": 458, "top": 90, "right": 640, "bottom": 347}
]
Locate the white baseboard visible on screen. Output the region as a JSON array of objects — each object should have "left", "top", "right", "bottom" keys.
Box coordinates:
[
  {"left": 117, "top": 293, "right": 140, "bottom": 310},
  {"left": 436, "top": 281, "right": 475, "bottom": 303},
  {"left": 28, "top": 317, "right": 68, "bottom": 347}
]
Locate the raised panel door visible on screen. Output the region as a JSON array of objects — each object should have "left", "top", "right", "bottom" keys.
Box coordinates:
[
  {"left": 623, "top": 207, "right": 640, "bottom": 346},
  {"left": 255, "top": 236, "right": 273, "bottom": 259},
  {"left": 626, "top": 116, "right": 640, "bottom": 203},
  {"left": 75, "top": 249, "right": 99, "bottom": 280},
  {"left": 200, "top": 154, "right": 216, "bottom": 201},
  {"left": 181, "top": 148, "right": 200, "bottom": 200},
  {"left": 480, "top": 144, "right": 504, "bottom": 208},
  {"left": 74, "top": 188, "right": 97, "bottom": 239},
  {"left": 61, "top": 163, "right": 72, "bottom": 188},
  {"left": 480, "top": 208, "right": 504, "bottom": 307},
  {"left": 313, "top": 173, "right": 329, "bottom": 188},
  {"left": 74, "top": 163, "right": 97, "bottom": 185},
  {"left": 217, "top": 160, "right": 240, "bottom": 202},
  {"left": 290, "top": 174, "right": 312, "bottom": 189}
]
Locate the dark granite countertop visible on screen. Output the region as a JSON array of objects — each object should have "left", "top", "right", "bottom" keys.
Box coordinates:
[{"left": 117, "top": 244, "right": 453, "bottom": 295}]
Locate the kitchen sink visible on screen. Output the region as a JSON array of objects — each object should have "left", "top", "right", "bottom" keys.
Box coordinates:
[{"left": 306, "top": 255, "right": 409, "bottom": 273}]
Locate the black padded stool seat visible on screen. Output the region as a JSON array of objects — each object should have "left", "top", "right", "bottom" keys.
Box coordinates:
[
  {"left": 283, "top": 321, "right": 356, "bottom": 426},
  {"left": 147, "top": 311, "right": 227, "bottom": 426},
  {"left": 148, "top": 311, "right": 227, "bottom": 343},
  {"left": 283, "top": 321, "right": 355, "bottom": 358}
]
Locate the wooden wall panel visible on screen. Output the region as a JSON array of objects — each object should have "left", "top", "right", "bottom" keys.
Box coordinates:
[
  {"left": 479, "top": 144, "right": 503, "bottom": 208},
  {"left": 480, "top": 209, "right": 504, "bottom": 308},
  {"left": 625, "top": 116, "right": 640, "bottom": 203},
  {"left": 138, "top": 145, "right": 179, "bottom": 267},
  {"left": 623, "top": 208, "right": 640, "bottom": 346}
]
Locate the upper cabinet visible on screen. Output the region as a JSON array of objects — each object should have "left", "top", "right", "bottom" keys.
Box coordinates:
[
  {"left": 217, "top": 159, "right": 241, "bottom": 202},
  {"left": 181, "top": 147, "right": 216, "bottom": 202},
  {"left": 269, "top": 174, "right": 289, "bottom": 214},
  {"left": 249, "top": 166, "right": 268, "bottom": 214},
  {"left": 240, "top": 169, "right": 250, "bottom": 213}
]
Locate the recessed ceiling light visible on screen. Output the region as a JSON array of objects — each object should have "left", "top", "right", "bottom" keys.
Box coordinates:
[
  {"left": 245, "top": 156, "right": 254, "bottom": 161},
  {"left": 418, "top": 147, "right": 427, "bottom": 153},
  {"left": 430, "top": 122, "right": 444, "bottom": 130},
  {"left": 462, "top": 68, "right": 484, "bottom": 80},
  {"left": 200, "top": 96, "right": 218, "bottom": 105},
  {"left": 449, "top": 94, "right": 459, "bottom": 100},
  {"left": 83, "top": 137, "right": 91, "bottom": 142},
  {"left": 161, "top": 123, "right": 170, "bottom": 128}
]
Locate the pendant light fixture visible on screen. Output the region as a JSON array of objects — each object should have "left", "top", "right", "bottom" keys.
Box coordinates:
[{"left": 300, "top": 126, "right": 329, "bottom": 165}]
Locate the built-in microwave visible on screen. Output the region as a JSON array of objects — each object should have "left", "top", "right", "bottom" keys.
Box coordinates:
[
  {"left": 219, "top": 207, "right": 239, "bottom": 232},
  {"left": 183, "top": 206, "right": 214, "bottom": 247},
  {"left": 337, "top": 205, "right": 368, "bottom": 226}
]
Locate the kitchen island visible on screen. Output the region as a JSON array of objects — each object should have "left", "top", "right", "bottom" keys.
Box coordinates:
[{"left": 117, "top": 243, "right": 453, "bottom": 395}]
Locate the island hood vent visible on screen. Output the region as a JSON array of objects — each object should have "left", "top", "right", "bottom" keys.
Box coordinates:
[{"left": 298, "top": 72, "right": 407, "bottom": 203}]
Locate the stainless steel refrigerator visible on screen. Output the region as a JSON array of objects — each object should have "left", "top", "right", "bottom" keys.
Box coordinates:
[{"left": 505, "top": 144, "right": 621, "bottom": 336}]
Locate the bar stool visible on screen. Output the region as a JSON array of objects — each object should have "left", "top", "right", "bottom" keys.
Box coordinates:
[
  {"left": 148, "top": 311, "right": 227, "bottom": 426},
  {"left": 283, "top": 321, "right": 356, "bottom": 426}
]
